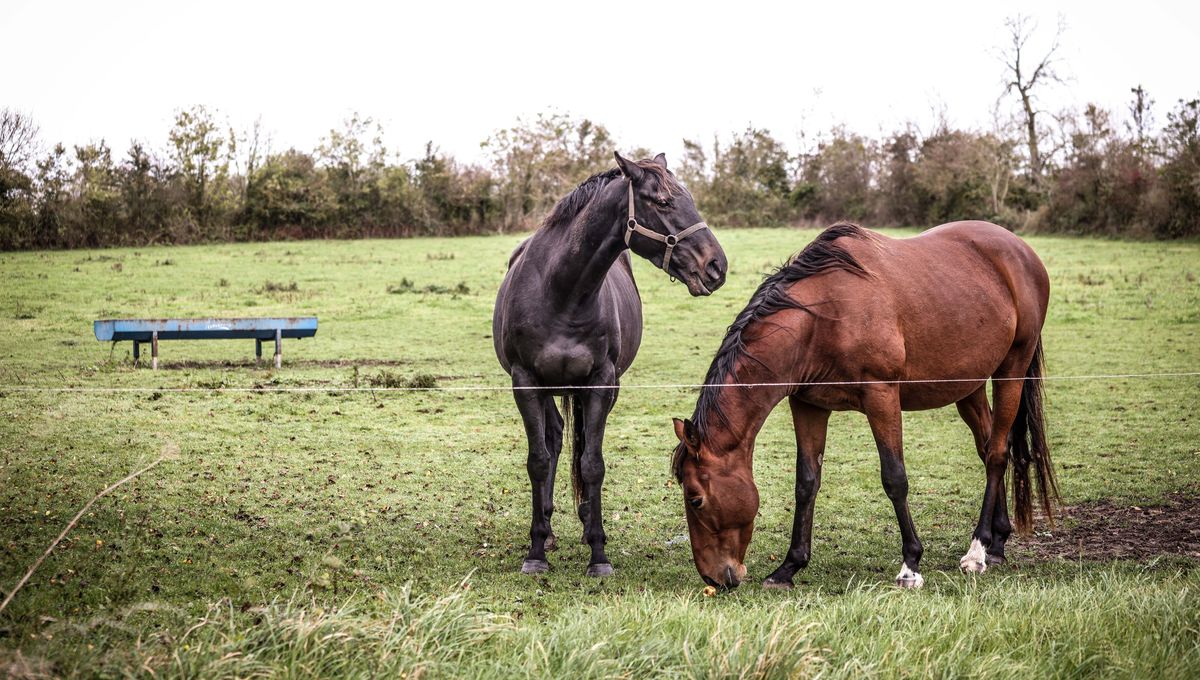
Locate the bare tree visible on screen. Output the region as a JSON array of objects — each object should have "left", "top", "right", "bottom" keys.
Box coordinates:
[
  {"left": 1000, "top": 15, "right": 1066, "bottom": 185},
  {"left": 1127, "top": 85, "right": 1155, "bottom": 158},
  {"left": 236, "top": 116, "right": 268, "bottom": 206},
  {"left": 0, "top": 108, "right": 40, "bottom": 172},
  {"left": 986, "top": 103, "right": 1020, "bottom": 217}
]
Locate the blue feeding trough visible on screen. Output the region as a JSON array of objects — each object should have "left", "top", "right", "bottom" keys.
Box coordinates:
[{"left": 94, "top": 317, "right": 318, "bottom": 368}]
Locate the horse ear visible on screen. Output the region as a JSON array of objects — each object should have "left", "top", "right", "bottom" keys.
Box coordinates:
[
  {"left": 672, "top": 418, "right": 688, "bottom": 444},
  {"left": 683, "top": 418, "right": 701, "bottom": 448},
  {"left": 673, "top": 418, "right": 701, "bottom": 449},
  {"left": 614, "top": 151, "right": 644, "bottom": 183},
  {"left": 652, "top": 152, "right": 668, "bottom": 169}
]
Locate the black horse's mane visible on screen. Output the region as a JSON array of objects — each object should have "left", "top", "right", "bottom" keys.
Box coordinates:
[
  {"left": 541, "top": 162, "right": 677, "bottom": 230},
  {"left": 673, "top": 222, "right": 871, "bottom": 478}
]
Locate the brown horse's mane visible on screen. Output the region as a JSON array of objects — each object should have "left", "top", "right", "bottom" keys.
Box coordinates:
[
  {"left": 541, "top": 161, "right": 678, "bottom": 231},
  {"left": 673, "top": 222, "right": 871, "bottom": 478}
]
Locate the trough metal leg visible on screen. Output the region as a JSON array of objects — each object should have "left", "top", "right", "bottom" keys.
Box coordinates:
[
  {"left": 256, "top": 339, "right": 263, "bottom": 365},
  {"left": 274, "top": 329, "right": 282, "bottom": 368},
  {"left": 133, "top": 341, "right": 140, "bottom": 366},
  {"left": 151, "top": 331, "right": 159, "bottom": 370}
]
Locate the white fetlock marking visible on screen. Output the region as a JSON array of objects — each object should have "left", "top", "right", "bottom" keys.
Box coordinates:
[
  {"left": 960, "top": 538, "right": 988, "bottom": 573},
  {"left": 895, "top": 563, "right": 924, "bottom": 588}
]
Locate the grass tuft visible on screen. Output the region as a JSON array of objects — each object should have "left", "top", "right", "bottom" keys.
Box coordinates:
[
  {"left": 366, "top": 370, "right": 439, "bottom": 389},
  {"left": 257, "top": 280, "right": 299, "bottom": 293}
]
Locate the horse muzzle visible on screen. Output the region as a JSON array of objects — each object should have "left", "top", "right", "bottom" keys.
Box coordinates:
[
  {"left": 702, "top": 562, "right": 745, "bottom": 590},
  {"left": 683, "top": 257, "right": 727, "bottom": 297}
]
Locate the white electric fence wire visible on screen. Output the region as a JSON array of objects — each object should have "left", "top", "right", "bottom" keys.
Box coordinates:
[{"left": 2, "top": 371, "right": 1197, "bottom": 393}]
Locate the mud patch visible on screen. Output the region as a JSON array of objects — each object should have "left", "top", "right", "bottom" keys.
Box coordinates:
[{"left": 1015, "top": 493, "right": 1200, "bottom": 562}]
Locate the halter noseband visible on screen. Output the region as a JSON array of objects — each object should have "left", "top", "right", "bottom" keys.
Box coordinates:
[{"left": 623, "top": 179, "right": 710, "bottom": 277}]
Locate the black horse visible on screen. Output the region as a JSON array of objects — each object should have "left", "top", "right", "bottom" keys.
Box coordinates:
[{"left": 493, "top": 152, "right": 728, "bottom": 576}]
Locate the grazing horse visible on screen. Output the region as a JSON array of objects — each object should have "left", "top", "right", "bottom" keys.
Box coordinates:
[
  {"left": 495, "top": 152, "right": 727, "bottom": 576},
  {"left": 671, "top": 221, "right": 1058, "bottom": 589}
]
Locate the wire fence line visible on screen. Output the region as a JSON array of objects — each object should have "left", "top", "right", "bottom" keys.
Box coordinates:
[{"left": 2, "top": 371, "right": 1197, "bottom": 394}]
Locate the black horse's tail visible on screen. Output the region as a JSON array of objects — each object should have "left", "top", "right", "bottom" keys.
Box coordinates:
[
  {"left": 563, "top": 394, "right": 585, "bottom": 511},
  {"left": 1009, "top": 337, "right": 1060, "bottom": 534}
]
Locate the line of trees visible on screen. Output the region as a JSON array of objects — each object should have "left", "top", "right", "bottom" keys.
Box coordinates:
[
  {"left": 674, "top": 91, "right": 1199, "bottom": 240},
  {"left": 2, "top": 23, "right": 1197, "bottom": 250}
]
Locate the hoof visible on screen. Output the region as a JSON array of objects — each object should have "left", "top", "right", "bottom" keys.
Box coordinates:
[
  {"left": 986, "top": 553, "right": 1005, "bottom": 566},
  {"left": 521, "top": 559, "right": 549, "bottom": 574},
  {"left": 960, "top": 557, "right": 987, "bottom": 574},
  {"left": 544, "top": 534, "right": 558, "bottom": 552},
  {"left": 762, "top": 578, "right": 793, "bottom": 590},
  {"left": 960, "top": 538, "right": 989, "bottom": 574},
  {"left": 586, "top": 562, "right": 614, "bottom": 577},
  {"left": 895, "top": 564, "right": 924, "bottom": 589}
]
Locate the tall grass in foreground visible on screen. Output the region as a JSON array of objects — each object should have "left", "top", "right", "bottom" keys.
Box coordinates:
[
  {"left": 9, "top": 568, "right": 1195, "bottom": 678},
  {"left": 169, "top": 585, "right": 510, "bottom": 679}
]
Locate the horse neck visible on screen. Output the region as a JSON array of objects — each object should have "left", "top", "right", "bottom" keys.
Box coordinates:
[
  {"left": 701, "top": 362, "right": 796, "bottom": 462},
  {"left": 544, "top": 183, "right": 628, "bottom": 302}
]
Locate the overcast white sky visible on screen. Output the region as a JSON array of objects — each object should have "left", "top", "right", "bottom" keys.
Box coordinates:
[{"left": 4, "top": 1, "right": 1198, "bottom": 165}]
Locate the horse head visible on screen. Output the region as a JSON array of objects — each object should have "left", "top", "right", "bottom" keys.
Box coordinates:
[
  {"left": 672, "top": 417, "right": 758, "bottom": 589},
  {"left": 614, "top": 151, "right": 727, "bottom": 296}
]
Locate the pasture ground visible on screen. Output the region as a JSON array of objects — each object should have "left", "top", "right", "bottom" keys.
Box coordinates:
[{"left": 1, "top": 228, "right": 1198, "bottom": 678}]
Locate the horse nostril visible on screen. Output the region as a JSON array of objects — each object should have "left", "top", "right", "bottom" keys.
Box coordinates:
[
  {"left": 706, "top": 259, "right": 723, "bottom": 280},
  {"left": 724, "top": 565, "right": 740, "bottom": 589}
]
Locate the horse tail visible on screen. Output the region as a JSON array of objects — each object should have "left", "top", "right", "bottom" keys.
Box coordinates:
[
  {"left": 563, "top": 394, "right": 585, "bottom": 511},
  {"left": 1008, "top": 337, "right": 1060, "bottom": 534}
]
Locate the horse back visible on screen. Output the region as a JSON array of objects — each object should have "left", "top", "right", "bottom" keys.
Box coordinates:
[{"left": 796, "top": 221, "right": 1049, "bottom": 409}]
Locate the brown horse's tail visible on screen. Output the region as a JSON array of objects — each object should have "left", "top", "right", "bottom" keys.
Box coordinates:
[
  {"left": 1008, "top": 337, "right": 1060, "bottom": 534},
  {"left": 563, "top": 395, "right": 585, "bottom": 512}
]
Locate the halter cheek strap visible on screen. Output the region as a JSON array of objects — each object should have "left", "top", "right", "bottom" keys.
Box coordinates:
[{"left": 623, "top": 180, "right": 710, "bottom": 276}]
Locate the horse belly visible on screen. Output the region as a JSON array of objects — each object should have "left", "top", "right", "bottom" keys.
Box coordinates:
[
  {"left": 896, "top": 295, "right": 1017, "bottom": 410},
  {"left": 898, "top": 380, "right": 987, "bottom": 410}
]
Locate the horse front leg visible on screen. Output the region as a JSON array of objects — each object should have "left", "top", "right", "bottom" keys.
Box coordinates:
[
  {"left": 864, "top": 386, "right": 925, "bottom": 588},
  {"left": 764, "top": 398, "right": 829, "bottom": 589},
  {"left": 511, "top": 366, "right": 554, "bottom": 574},
  {"left": 576, "top": 368, "right": 618, "bottom": 577}
]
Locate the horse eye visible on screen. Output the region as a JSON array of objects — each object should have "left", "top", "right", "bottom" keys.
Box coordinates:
[
  {"left": 688, "top": 496, "right": 704, "bottom": 509},
  {"left": 655, "top": 198, "right": 671, "bottom": 208}
]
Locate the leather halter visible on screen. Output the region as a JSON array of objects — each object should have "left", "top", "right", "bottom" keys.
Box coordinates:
[{"left": 623, "top": 179, "right": 710, "bottom": 277}]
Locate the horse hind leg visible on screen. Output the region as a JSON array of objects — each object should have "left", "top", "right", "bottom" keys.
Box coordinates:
[
  {"left": 961, "top": 360, "right": 1029, "bottom": 574},
  {"left": 955, "top": 385, "right": 1011, "bottom": 565}
]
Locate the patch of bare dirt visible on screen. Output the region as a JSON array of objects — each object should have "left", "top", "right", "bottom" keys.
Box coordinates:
[{"left": 1015, "top": 493, "right": 1200, "bottom": 562}]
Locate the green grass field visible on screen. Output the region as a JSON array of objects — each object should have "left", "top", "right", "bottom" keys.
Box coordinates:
[{"left": 1, "top": 228, "right": 1198, "bottom": 678}]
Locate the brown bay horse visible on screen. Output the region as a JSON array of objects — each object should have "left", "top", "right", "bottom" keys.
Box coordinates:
[
  {"left": 671, "top": 221, "right": 1058, "bottom": 589},
  {"left": 496, "top": 153, "right": 727, "bottom": 577}
]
